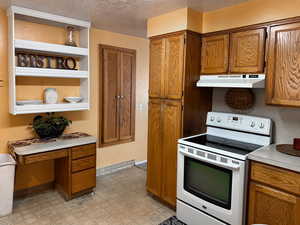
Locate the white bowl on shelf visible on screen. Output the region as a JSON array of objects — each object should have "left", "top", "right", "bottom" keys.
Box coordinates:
[{"left": 64, "top": 97, "right": 83, "bottom": 103}]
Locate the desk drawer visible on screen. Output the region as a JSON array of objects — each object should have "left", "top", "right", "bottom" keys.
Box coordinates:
[
  {"left": 72, "top": 155, "right": 96, "bottom": 172},
  {"left": 72, "top": 144, "right": 96, "bottom": 159},
  {"left": 72, "top": 168, "right": 96, "bottom": 194},
  {"left": 24, "top": 149, "right": 68, "bottom": 164},
  {"left": 251, "top": 161, "right": 300, "bottom": 195}
]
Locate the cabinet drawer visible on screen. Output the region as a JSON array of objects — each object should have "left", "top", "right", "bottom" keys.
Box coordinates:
[
  {"left": 72, "top": 144, "right": 96, "bottom": 159},
  {"left": 72, "top": 168, "right": 96, "bottom": 194},
  {"left": 251, "top": 162, "right": 300, "bottom": 195},
  {"left": 24, "top": 149, "right": 68, "bottom": 164},
  {"left": 72, "top": 155, "right": 96, "bottom": 173}
]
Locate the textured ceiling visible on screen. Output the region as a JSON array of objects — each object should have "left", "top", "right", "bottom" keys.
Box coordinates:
[{"left": 0, "top": 0, "right": 249, "bottom": 37}]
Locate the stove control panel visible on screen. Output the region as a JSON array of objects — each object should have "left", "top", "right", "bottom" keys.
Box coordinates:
[{"left": 206, "top": 112, "right": 272, "bottom": 136}]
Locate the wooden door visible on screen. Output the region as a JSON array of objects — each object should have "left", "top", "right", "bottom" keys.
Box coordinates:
[
  {"left": 230, "top": 28, "right": 266, "bottom": 73},
  {"left": 248, "top": 182, "right": 300, "bottom": 225},
  {"left": 201, "top": 34, "right": 229, "bottom": 74},
  {"left": 149, "top": 38, "right": 165, "bottom": 98},
  {"left": 161, "top": 100, "right": 182, "bottom": 207},
  {"left": 100, "top": 45, "right": 136, "bottom": 146},
  {"left": 119, "top": 51, "right": 136, "bottom": 142},
  {"left": 164, "top": 34, "right": 185, "bottom": 99},
  {"left": 266, "top": 23, "right": 300, "bottom": 107},
  {"left": 147, "top": 99, "right": 163, "bottom": 197},
  {"left": 101, "top": 48, "right": 120, "bottom": 145}
]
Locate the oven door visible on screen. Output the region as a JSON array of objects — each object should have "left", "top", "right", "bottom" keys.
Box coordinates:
[{"left": 177, "top": 145, "right": 246, "bottom": 225}]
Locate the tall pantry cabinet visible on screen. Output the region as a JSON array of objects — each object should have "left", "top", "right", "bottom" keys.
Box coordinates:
[{"left": 147, "top": 31, "right": 212, "bottom": 207}]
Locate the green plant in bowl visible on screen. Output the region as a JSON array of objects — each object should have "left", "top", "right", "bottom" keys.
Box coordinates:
[{"left": 32, "top": 113, "right": 72, "bottom": 139}]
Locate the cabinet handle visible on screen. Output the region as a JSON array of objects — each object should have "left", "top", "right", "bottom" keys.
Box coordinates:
[
  {"left": 120, "top": 95, "right": 125, "bottom": 99},
  {"left": 115, "top": 96, "right": 121, "bottom": 99}
]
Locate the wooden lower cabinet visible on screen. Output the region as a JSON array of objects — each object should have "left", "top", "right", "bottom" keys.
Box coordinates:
[
  {"left": 147, "top": 99, "right": 182, "bottom": 207},
  {"left": 248, "top": 162, "right": 300, "bottom": 225}
]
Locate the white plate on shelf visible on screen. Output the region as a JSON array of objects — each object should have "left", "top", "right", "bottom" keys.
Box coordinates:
[
  {"left": 16, "top": 100, "right": 43, "bottom": 106},
  {"left": 64, "top": 97, "right": 83, "bottom": 103}
]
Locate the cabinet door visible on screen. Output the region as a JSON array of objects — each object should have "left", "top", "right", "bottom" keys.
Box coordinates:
[
  {"left": 119, "top": 51, "right": 136, "bottom": 142},
  {"left": 201, "top": 34, "right": 229, "bottom": 74},
  {"left": 230, "top": 28, "right": 266, "bottom": 73},
  {"left": 101, "top": 48, "right": 120, "bottom": 144},
  {"left": 149, "top": 39, "right": 165, "bottom": 98},
  {"left": 147, "top": 99, "right": 163, "bottom": 197},
  {"left": 266, "top": 23, "right": 300, "bottom": 106},
  {"left": 248, "top": 182, "right": 300, "bottom": 225},
  {"left": 161, "top": 100, "right": 182, "bottom": 207},
  {"left": 164, "top": 34, "right": 185, "bottom": 99}
]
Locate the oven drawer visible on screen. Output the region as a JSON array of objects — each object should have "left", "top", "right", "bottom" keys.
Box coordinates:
[
  {"left": 251, "top": 161, "right": 300, "bottom": 195},
  {"left": 177, "top": 200, "right": 227, "bottom": 225},
  {"left": 72, "top": 168, "right": 96, "bottom": 194},
  {"left": 72, "top": 144, "right": 96, "bottom": 159}
]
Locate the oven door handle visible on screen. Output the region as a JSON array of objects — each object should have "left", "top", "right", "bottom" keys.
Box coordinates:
[{"left": 179, "top": 150, "right": 241, "bottom": 171}]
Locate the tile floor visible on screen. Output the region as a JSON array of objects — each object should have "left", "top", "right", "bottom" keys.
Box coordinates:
[{"left": 0, "top": 167, "right": 174, "bottom": 225}]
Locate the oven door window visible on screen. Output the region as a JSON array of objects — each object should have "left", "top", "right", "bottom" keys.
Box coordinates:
[{"left": 184, "top": 157, "right": 232, "bottom": 210}]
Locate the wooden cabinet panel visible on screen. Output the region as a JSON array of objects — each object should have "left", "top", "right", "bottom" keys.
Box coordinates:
[
  {"left": 248, "top": 182, "right": 300, "bottom": 225},
  {"left": 161, "top": 100, "right": 182, "bottom": 206},
  {"left": 147, "top": 99, "right": 163, "bottom": 197},
  {"left": 251, "top": 162, "right": 300, "bottom": 196},
  {"left": 164, "top": 34, "right": 185, "bottom": 99},
  {"left": 72, "top": 168, "right": 96, "bottom": 194},
  {"left": 102, "top": 48, "right": 120, "bottom": 144},
  {"left": 230, "top": 28, "right": 266, "bottom": 73},
  {"left": 201, "top": 34, "right": 229, "bottom": 74},
  {"left": 100, "top": 45, "right": 136, "bottom": 146},
  {"left": 149, "top": 39, "right": 165, "bottom": 98},
  {"left": 71, "top": 144, "right": 96, "bottom": 160},
  {"left": 72, "top": 155, "right": 96, "bottom": 173},
  {"left": 267, "top": 23, "right": 300, "bottom": 106},
  {"left": 119, "top": 52, "right": 136, "bottom": 141}
]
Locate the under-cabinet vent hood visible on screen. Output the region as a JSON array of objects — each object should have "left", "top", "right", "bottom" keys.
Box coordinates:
[{"left": 196, "top": 74, "right": 265, "bottom": 88}]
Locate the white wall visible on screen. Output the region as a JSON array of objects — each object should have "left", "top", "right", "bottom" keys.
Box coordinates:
[{"left": 212, "top": 88, "right": 300, "bottom": 144}]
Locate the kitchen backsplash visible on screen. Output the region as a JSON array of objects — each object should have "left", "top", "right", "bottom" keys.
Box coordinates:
[{"left": 212, "top": 88, "right": 300, "bottom": 144}]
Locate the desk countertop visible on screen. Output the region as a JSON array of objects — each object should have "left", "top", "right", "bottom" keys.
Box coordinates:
[{"left": 9, "top": 134, "right": 97, "bottom": 156}]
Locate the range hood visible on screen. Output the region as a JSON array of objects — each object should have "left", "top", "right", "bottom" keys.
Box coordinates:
[{"left": 196, "top": 74, "right": 265, "bottom": 88}]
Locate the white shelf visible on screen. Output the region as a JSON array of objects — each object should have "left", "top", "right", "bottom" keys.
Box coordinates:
[
  {"left": 16, "top": 67, "right": 88, "bottom": 78},
  {"left": 8, "top": 6, "right": 90, "bottom": 115},
  {"left": 15, "top": 39, "right": 88, "bottom": 57},
  {"left": 10, "top": 6, "right": 90, "bottom": 29},
  {"left": 14, "top": 103, "right": 89, "bottom": 115}
]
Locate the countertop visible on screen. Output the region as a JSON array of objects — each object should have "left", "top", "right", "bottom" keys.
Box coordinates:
[
  {"left": 9, "top": 133, "right": 97, "bottom": 156},
  {"left": 248, "top": 144, "right": 300, "bottom": 173}
]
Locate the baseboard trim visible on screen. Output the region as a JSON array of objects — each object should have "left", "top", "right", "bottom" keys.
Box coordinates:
[
  {"left": 135, "top": 160, "right": 147, "bottom": 166},
  {"left": 96, "top": 160, "right": 135, "bottom": 176}
]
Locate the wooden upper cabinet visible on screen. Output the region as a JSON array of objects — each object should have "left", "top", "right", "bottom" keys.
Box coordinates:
[
  {"left": 266, "top": 23, "right": 300, "bottom": 107},
  {"left": 149, "top": 39, "right": 165, "bottom": 98},
  {"left": 248, "top": 182, "right": 300, "bottom": 225},
  {"left": 230, "top": 28, "right": 266, "bottom": 73},
  {"left": 164, "top": 34, "right": 185, "bottom": 99},
  {"left": 100, "top": 45, "right": 136, "bottom": 147},
  {"left": 201, "top": 34, "right": 229, "bottom": 74}
]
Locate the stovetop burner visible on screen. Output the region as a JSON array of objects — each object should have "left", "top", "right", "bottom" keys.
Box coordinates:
[{"left": 183, "top": 134, "right": 262, "bottom": 156}]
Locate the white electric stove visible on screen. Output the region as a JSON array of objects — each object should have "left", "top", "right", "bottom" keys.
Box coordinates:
[{"left": 177, "top": 112, "right": 272, "bottom": 225}]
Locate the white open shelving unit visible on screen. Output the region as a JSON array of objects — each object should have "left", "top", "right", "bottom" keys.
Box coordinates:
[{"left": 7, "top": 6, "right": 91, "bottom": 115}]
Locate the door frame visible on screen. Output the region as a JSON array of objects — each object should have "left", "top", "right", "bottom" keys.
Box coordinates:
[{"left": 99, "top": 44, "right": 136, "bottom": 147}]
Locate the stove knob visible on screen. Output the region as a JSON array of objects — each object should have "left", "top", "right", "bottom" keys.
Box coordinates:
[
  {"left": 217, "top": 118, "right": 222, "bottom": 123},
  {"left": 250, "top": 121, "right": 255, "bottom": 128},
  {"left": 259, "top": 123, "right": 265, "bottom": 129},
  {"left": 210, "top": 116, "right": 215, "bottom": 122}
]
